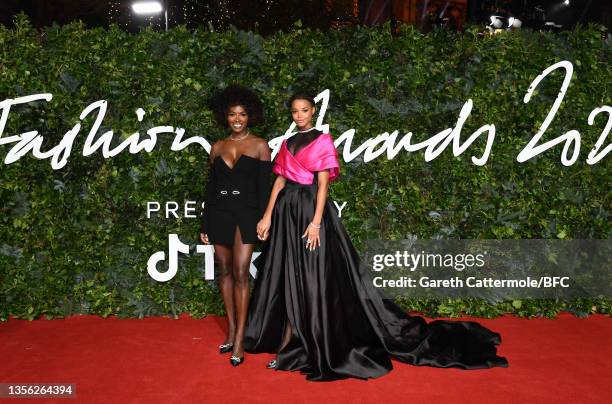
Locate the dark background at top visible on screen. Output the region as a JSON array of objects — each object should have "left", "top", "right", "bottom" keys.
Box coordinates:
[{"left": 0, "top": 0, "right": 609, "bottom": 33}]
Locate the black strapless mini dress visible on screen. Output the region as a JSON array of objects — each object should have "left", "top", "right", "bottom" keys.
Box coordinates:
[{"left": 200, "top": 154, "right": 272, "bottom": 245}]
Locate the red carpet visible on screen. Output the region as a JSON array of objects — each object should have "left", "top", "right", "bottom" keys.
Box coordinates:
[{"left": 1, "top": 313, "right": 610, "bottom": 403}]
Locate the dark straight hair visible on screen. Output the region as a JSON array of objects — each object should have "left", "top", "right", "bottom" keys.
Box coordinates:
[{"left": 287, "top": 92, "right": 316, "bottom": 108}]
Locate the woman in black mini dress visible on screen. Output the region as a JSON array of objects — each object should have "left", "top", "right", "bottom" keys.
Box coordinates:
[{"left": 199, "top": 85, "right": 272, "bottom": 366}]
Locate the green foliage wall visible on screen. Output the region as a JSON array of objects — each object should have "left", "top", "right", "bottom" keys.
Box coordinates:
[{"left": 0, "top": 16, "right": 610, "bottom": 320}]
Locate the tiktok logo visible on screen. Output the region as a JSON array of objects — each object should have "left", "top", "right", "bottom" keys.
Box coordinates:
[{"left": 147, "top": 234, "right": 260, "bottom": 282}]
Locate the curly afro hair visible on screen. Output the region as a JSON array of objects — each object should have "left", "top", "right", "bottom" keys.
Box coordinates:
[{"left": 209, "top": 84, "right": 265, "bottom": 128}]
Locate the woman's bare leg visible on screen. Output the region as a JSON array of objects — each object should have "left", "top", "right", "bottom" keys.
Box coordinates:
[
  {"left": 214, "top": 244, "right": 235, "bottom": 345},
  {"left": 279, "top": 321, "right": 292, "bottom": 351},
  {"left": 268, "top": 318, "right": 293, "bottom": 368},
  {"left": 231, "top": 227, "right": 255, "bottom": 358}
]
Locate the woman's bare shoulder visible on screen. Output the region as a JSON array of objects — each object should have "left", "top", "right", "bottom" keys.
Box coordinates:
[
  {"left": 210, "top": 139, "right": 228, "bottom": 159},
  {"left": 249, "top": 135, "right": 269, "bottom": 145},
  {"left": 251, "top": 136, "right": 271, "bottom": 160}
]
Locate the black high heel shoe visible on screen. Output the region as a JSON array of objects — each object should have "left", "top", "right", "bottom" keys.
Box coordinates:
[
  {"left": 219, "top": 343, "right": 233, "bottom": 354},
  {"left": 266, "top": 359, "right": 277, "bottom": 369},
  {"left": 230, "top": 355, "right": 244, "bottom": 367}
]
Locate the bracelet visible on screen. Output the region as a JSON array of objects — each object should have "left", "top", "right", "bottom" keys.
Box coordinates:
[{"left": 309, "top": 222, "right": 321, "bottom": 229}]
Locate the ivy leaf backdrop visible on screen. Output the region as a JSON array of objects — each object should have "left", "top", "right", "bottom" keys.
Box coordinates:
[{"left": 0, "top": 16, "right": 610, "bottom": 320}]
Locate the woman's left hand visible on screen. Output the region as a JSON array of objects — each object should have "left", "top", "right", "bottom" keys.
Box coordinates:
[
  {"left": 257, "top": 215, "right": 271, "bottom": 241},
  {"left": 301, "top": 223, "right": 321, "bottom": 251}
]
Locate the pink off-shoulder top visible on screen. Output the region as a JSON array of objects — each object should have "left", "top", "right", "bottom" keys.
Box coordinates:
[{"left": 273, "top": 133, "right": 340, "bottom": 184}]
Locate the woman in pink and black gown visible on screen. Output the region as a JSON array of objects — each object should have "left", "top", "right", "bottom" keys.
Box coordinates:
[{"left": 244, "top": 92, "right": 508, "bottom": 381}]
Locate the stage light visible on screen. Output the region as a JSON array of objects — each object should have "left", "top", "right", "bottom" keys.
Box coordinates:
[
  {"left": 132, "top": 1, "right": 163, "bottom": 15},
  {"left": 489, "top": 16, "right": 504, "bottom": 29},
  {"left": 131, "top": 1, "right": 168, "bottom": 32},
  {"left": 563, "top": 0, "right": 570, "bottom": 6},
  {"left": 508, "top": 17, "right": 522, "bottom": 29}
]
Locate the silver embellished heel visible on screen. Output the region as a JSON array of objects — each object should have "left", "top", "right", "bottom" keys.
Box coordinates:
[
  {"left": 230, "top": 355, "right": 244, "bottom": 367},
  {"left": 219, "top": 343, "right": 233, "bottom": 354}
]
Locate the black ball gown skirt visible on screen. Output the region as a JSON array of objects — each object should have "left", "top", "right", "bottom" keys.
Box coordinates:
[{"left": 244, "top": 180, "right": 508, "bottom": 381}]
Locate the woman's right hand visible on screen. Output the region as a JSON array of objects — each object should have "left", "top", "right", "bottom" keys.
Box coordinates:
[
  {"left": 200, "top": 233, "right": 210, "bottom": 244},
  {"left": 257, "top": 216, "right": 271, "bottom": 241}
]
